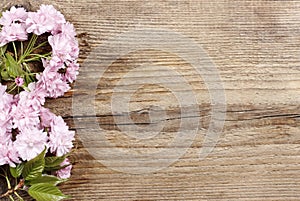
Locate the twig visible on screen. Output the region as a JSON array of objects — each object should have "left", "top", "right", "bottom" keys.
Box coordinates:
[{"left": 0, "top": 179, "right": 25, "bottom": 199}]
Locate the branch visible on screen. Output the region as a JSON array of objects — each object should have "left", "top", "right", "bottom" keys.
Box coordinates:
[{"left": 0, "top": 179, "right": 24, "bottom": 199}]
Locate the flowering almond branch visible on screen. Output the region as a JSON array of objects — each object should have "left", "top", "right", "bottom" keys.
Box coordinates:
[{"left": 0, "top": 4, "right": 79, "bottom": 201}]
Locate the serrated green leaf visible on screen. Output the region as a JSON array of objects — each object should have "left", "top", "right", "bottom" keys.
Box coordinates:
[
  {"left": 30, "top": 175, "right": 67, "bottom": 186},
  {"left": 44, "top": 164, "right": 70, "bottom": 172},
  {"left": 1, "top": 69, "right": 9, "bottom": 80},
  {"left": 10, "top": 163, "right": 24, "bottom": 178},
  {"left": 22, "top": 148, "right": 46, "bottom": 181},
  {"left": 28, "top": 183, "right": 69, "bottom": 201},
  {"left": 5, "top": 53, "right": 24, "bottom": 77},
  {"left": 45, "top": 155, "right": 67, "bottom": 168}
]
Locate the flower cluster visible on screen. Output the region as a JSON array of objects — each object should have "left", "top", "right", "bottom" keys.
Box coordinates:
[{"left": 0, "top": 5, "right": 79, "bottom": 200}]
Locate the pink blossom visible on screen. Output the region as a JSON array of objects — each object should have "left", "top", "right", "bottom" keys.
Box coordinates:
[
  {"left": 56, "top": 158, "right": 72, "bottom": 179},
  {"left": 42, "top": 57, "right": 65, "bottom": 72},
  {"left": 0, "top": 84, "right": 13, "bottom": 105},
  {"left": 70, "top": 38, "right": 79, "bottom": 60},
  {"left": 60, "top": 22, "right": 76, "bottom": 37},
  {"left": 0, "top": 141, "right": 20, "bottom": 167},
  {"left": 26, "top": 5, "right": 65, "bottom": 35},
  {"left": 36, "top": 68, "right": 70, "bottom": 98},
  {"left": 25, "top": 12, "right": 53, "bottom": 35},
  {"left": 0, "top": 6, "right": 28, "bottom": 26},
  {"left": 48, "top": 33, "right": 79, "bottom": 61},
  {"left": 11, "top": 93, "right": 41, "bottom": 131},
  {"left": 15, "top": 77, "right": 24, "bottom": 86},
  {"left": 0, "top": 127, "right": 11, "bottom": 150},
  {"left": 0, "top": 127, "right": 10, "bottom": 140},
  {"left": 64, "top": 61, "right": 79, "bottom": 83},
  {"left": 48, "top": 116, "right": 74, "bottom": 156},
  {"left": 0, "top": 23, "right": 28, "bottom": 46},
  {"left": 27, "top": 82, "right": 48, "bottom": 106},
  {"left": 0, "top": 84, "right": 13, "bottom": 134},
  {"left": 14, "top": 128, "right": 48, "bottom": 161},
  {"left": 39, "top": 4, "right": 66, "bottom": 33},
  {"left": 40, "top": 107, "right": 56, "bottom": 128}
]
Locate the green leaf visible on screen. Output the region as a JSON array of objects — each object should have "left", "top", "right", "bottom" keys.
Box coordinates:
[
  {"left": 44, "top": 155, "right": 69, "bottom": 172},
  {"left": 44, "top": 164, "right": 70, "bottom": 172},
  {"left": 22, "top": 148, "right": 46, "bottom": 181},
  {"left": 45, "top": 155, "right": 67, "bottom": 168},
  {"left": 10, "top": 163, "right": 24, "bottom": 178},
  {"left": 24, "top": 73, "right": 34, "bottom": 86},
  {"left": 0, "top": 45, "right": 7, "bottom": 57},
  {"left": 5, "top": 53, "right": 24, "bottom": 77},
  {"left": 28, "top": 183, "right": 69, "bottom": 201},
  {"left": 30, "top": 175, "right": 67, "bottom": 186},
  {"left": 0, "top": 57, "right": 4, "bottom": 68},
  {"left": 1, "top": 69, "right": 10, "bottom": 80}
]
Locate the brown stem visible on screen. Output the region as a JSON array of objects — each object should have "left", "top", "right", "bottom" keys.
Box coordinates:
[
  {"left": 0, "top": 189, "right": 13, "bottom": 198},
  {"left": 0, "top": 179, "right": 24, "bottom": 198}
]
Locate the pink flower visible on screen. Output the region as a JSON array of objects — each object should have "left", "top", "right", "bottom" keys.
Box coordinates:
[
  {"left": 0, "top": 23, "right": 28, "bottom": 46},
  {"left": 48, "top": 33, "right": 79, "bottom": 61},
  {"left": 64, "top": 61, "right": 79, "bottom": 83},
  {"left": 26, "top": 5, "right": 65, "bottom": 35},
  {"left": 60, "top": 22, "right": 76, "bottom": 37},
  {"left": 0, "top": 141, "right": 20, "bottom": 167},
  {"left": 15, "top": 77, "right": 24, "bottom": 86},
  {"left": 25, "top": 12, "right": 53, "bottom": 35},
  {"left": 27, "top": 82, "right": 48, "bottom": 106},
  {"left": 0, "top": 127, "right": 11, "bottom": 145},
  {"left": 12, "top": 93, "right": 41, "bottom": 131},
  {"left": 36, "top": 68, "right": 70, "bottom": 98},
  {"left": 43, "top": 57, "right": 65, "bottom": 72},
  {"left": 0, "top": 6, "right": 28, "bottom": 26},
  {"left": 40, "top": 107, "right": 56, "bottom": 128},
  {"left": 0, "top": 84, "right": 14, "bottom": 134},
  {"left": 56, "top": 158, "right": 72, "bottom": 179},
  {"left": 14, "top": 128, "right": 48, "bottom": 161},
  {"left": 48, "top": 116, "right": 74, "bottom": 156},
  {"left": 39, "top": 4, "right": 66, "bottom": 33}
]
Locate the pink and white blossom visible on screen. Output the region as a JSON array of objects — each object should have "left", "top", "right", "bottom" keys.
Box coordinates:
[
  {"left": 15, "top": 77, "right": 24, "bottom": 86},
  {"left": 0, "top": 85, "right": 14, "bottom": 134},
  {"left": 26, "top": 4, "right": 65, "bottom": 35},
  {"left": 0, "top": 141, "right": 20, "bottom": 167},
  {"left": 0, "top": 23, "right": 28, "bottom": 46},
  {"left": 60, "top": 22, "right": 76, "bottom": 37},
  {"left": 56, "top": 158, "right": 72, "bottom": 179},
  {"left": 36, "top": 68, "right": 70, "bottom": 98},
  {"left": 64, "top": 61, "right": 79, "bottom": 83},
  {"left": 25, "top": 12, "right": 54, "bottom": 35},
  {"left": 40, "top": 107, "right": 56, "bottom": 128},
  {"left": 14, "top": 128, "right": 48, "bottom": 161},
  {"left": 27, "top": 82, "right": 48, "bottom": 107},
  {"left": 48, "top": 116, "right": 74, "bottom": 156},
  {"left": 11, "top": 92, "right": 41, "bottom": 131},
  {"left": 0, "top": 6, "right": 28, "bottom": 26},
  {"left": 48, "top": 33, "right": 79, "bottom": 61}
]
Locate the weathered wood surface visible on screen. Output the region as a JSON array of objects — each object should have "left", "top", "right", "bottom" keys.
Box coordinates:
[{"left": 3, "top": 0, "right": 300, "bottom": 200}]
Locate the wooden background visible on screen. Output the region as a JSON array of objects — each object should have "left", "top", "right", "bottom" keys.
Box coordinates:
[{"left": 2, "top": 0, "right": 300, "bottom": 200}]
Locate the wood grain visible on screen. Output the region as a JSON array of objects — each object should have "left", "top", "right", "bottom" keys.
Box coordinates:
[{"left": 2, "top": 0, "right": 300, "bottom": 200}]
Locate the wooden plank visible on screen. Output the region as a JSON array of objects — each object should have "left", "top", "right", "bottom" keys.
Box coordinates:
[{"left": 2, "top": 0, "right": 300, "bottom": 200}]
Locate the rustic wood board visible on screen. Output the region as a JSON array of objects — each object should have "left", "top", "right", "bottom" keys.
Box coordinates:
[{"left": 2, "top": 0, "right": 300, "bottom": 200}]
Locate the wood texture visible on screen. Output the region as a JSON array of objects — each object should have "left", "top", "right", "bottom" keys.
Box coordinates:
[{"left": 2, "top": 0, "right": 300, "bottom": 200}]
